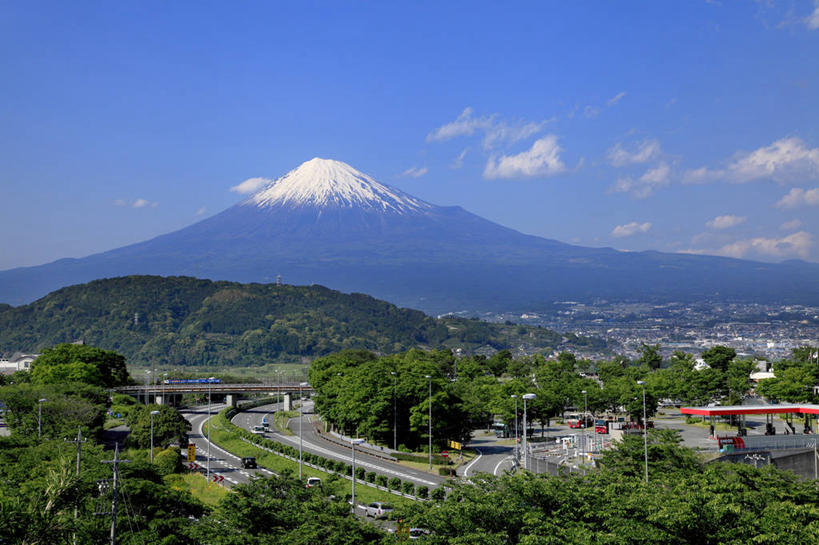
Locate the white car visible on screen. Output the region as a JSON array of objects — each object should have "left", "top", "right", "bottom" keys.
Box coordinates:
[
  {"left": 306, "top": 477, "right": 321, "bottom": 488},
  {"left": 251, "top": 425, "right": 265, "bottom": 435},
  {"left": 365, "top": 501, "right": 394, "bottom": 519}
]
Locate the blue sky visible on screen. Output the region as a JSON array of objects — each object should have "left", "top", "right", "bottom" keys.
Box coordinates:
[{"left": 2, "top": 1, "right": 819, "bottom": 270}]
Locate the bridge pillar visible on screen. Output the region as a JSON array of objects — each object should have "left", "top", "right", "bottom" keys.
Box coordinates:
[
  {"left": 156, "top": 395, "right": 165, "bottom": 406},
  {"left": 225, "top": 394, "right": 239, "bottom": 407},
  {"left": 283, "top": 393, "right": 291, "bottom": 411}
]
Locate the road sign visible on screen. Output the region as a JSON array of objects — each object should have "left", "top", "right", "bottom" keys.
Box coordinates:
[
  {"left": 448, "top": 440, "right": 462, "bottom": 450},
  {"left": 441, "top": 451, "right": 449, "bottom": 458},
  {"left": 187, "top": 444, "right": 196, "bottom": 462},
  {"left": 212, "top": 474, "right": 224, "bottom": 483},
  {"left": 187, "top": 462, "right": 199, "bottom": 470}
]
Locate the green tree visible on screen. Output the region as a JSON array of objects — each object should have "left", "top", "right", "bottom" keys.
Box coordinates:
[
  {"left": 701, "top": 345, "right": 736, "bottom": 373},
  {"left": 127, "top": 405, "right": 191, "bottom": 448},
  {"left": 637, "top": 343, "right": 662, "bottom": 370},
  {"left": 31, "top": 344, "right": 129, "bottom": 388}
]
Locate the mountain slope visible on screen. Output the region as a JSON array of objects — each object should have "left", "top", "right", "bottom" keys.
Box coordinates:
[
  {"left": 1, "top": 158, "right": 818, "bottom": 312},
  {"left": 0, "top": 276, "right": 591, "bottom": 366}
]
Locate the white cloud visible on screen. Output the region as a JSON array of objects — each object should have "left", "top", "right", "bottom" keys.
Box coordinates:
[
  {"left": 114, "top": 199, "right": 127, "bottom": 207},
  {"left": 196, "top": 207, "right": 207, "bottom": 216},
  {"left": 781, "top": 219, "right": 803, "bottom": 230},
  {"left": 611, "top": 221, "right": 652, "bottom": 238},
  {"left": 583, "top": 105, "right": 600, "bottom": 119},
  {"left": 807, "top": 1, "right": 819, "bottom": 29},
  {"left": 606, "top": 91, "right": 627, "bottom": 106},
  {"left": 685, "top": 231, "right": 813, "bottom": 260},
  {"left": 427, "top": 107, "right": 548, "bottom": 149},
  {"left": 610, "top": 162, "right": 670, "bottom": 199},
  {"left": 607, "top": 139, "right": 662, "bottom": 167},
  {"left": 231, "top": 177, "right": 270, "bottom": 195},
  {"left": 132, "top": 199, "right": 151, "bottom": 208},
  {"left": 483, "top": 135, "right": 567, "bottom": 179},
  {"left": 684, "top": 137, "right": 819, "bottom": 185},
  {"left": 426, "top": 107, "right": 493, "bottom": 142},
  {"left": 116, "top": 198, "right": 157, "bottom": 208},
  {"left": 450, "top": 148, "right": 468, "bottom": 169},
  {"left": 706, "top": 214, "right": 747, "bottom": 230},
  {"left": 775, "top": 187, "right": 819, "bottom": 209},
  {"left": 400, "top": 166, "right": 428, "bottom": 178}
]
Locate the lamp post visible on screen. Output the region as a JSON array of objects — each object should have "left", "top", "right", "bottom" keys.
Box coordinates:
[
  {"left": 637, "top": 380, "right": 648, "bottom": 483},
  {"left": 350, "top": 438, "right": 365, "bottom": 513},
  {"left": 511, "top": 395, "right": 519, "bottom": 464},
  {"left": 425, "top": 375, "right": 432, "bottom": 470},
  {"left": 299, "top": 381, "right": 309, "bottom": 479},
  {"left": 391, "top": 371, "right": 397, "bottom": 451},
  {"left": 150, "top": 410, "right": 160, "bottom": 463},
  {"left": 144, "top": 370, "right": 151, "bottom": 405},
  {"left": 207, "top": 376, "right": 215, "bottom": 481},
  {"left": 522, "top": 393, "right": 536, "bottom": 470},
  {"left": 581, "top": 389, "right": 588, "bottom": 461},
  {"left": 161, "top": 372, "right": 168, "bottom": 406},
  {"left": 38, "top": 398, "right": 47, "bottom": 438}
]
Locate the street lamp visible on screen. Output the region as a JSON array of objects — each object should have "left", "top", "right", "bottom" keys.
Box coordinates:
[
  {"left": 391, "top": 371, "right": 397, "bottom": 451},
  {"left": 299, "top": 381, "right": 309, "bottom": 479},
  {"left": 522, "top": 393, "right": 536, "bottom": 470},
  {"left": 144, "top": 370, "right": 151, "bottom": 405},
  {"left": 38, "top": 398, "right": 47, "bottom": 438},
  {"left": 207, "top": 376, "right": 215, "bottom": 481},
  {"left": 511, "top": 395, "right": 519, "bottom": 465},
  {"left": 162, "top": 372, "right": 168, "bottom": 406},
  {"left": 150, "top": 410, "right": 160, "bottom": 463},
  {"left": 350, "top": 438, "right": 365, "bottom": 514},
  {"left": 425, "top": 375, "right": 432, "bottom": 470},
  {"left": 581, "top": 390, "right": 588, "bottom": 461},
  {"left": 637, "top": 380, "right": 648, "bottom": 483}
]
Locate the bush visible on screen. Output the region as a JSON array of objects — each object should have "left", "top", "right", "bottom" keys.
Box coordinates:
[
  {"left": 431, "top": 487, "right": 446, "bottom": 501},
  {"left": 416, "top": 486, "right": 429, "bottom": 499},
  {"left": 402, "top": 481, "right": 415, "bottom": 496},
  {"left": 388, "top": 477, "right": 401, "bottom": 491},
  {"left": 376, "top": 475, "right": 388, "bottom": 487},
  {"left": 355, "top": 466, "right": 366, "bottom": 480},
  {"left": 365, "top": 471, "right": 376, "bottom": 483},
  {"left": 438, "top": 467, "right": 455, "bottom": 476},
  {"left": 153, "top": 447, "right": 183, "bottom": 475}
]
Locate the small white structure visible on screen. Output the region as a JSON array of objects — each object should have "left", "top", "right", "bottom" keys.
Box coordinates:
[{"left": 0, "top": 352, "right": 39, "bottom": 374}]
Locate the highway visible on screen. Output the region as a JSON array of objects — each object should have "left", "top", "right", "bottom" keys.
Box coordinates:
[
  {"left": 234, "top": 401, "right": 445, "bottom": 488},
  {"left": 459, "top": 433, "right": 517, "bottom": 477}
]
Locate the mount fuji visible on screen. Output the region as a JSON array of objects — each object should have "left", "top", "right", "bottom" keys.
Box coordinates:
[{"left": 2, "top": 158, "right": 818, "bottom": 312}]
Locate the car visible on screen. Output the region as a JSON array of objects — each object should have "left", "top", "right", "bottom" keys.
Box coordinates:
[
  {"left": 365, "top": 501, "right": 394, "bottom": 519},
  {"left": 306, "top": 477, "right": 321, "bottom": 488},
  {"left": 251, "top": 425, "right": 265, "bottom": 435},
  {"left": 241, "top": 457, "right": 257, "bottom": 469},
  {"left": 409, "top": 528, "right": 430, "bottom": 540}
]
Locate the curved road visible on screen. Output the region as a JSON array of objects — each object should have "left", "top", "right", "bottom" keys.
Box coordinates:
[{"left": 235, "top": 401, "right": 445, "bottom": 488}]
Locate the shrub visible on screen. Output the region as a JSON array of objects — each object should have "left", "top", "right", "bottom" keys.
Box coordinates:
[
  {"left": 355, "top": 466, "right": 366, "bottom": 480},
  {"left": 402, "top": 481, "right": 415, "bottom": 495},
  {"left": 388, "top": 477, "right": 401, "bottom": 491},
  {"left": 376, "top": 475, "right": 388, "bottom": 487},
  {"left": 365, "top": 471, "right": 376, "bottom": 483},
  {"left": 431, "top": 487, "right": 446, "bottom": 501},
  {"left": 153, "top": 447, "right": 182, "bottom": 475},
  {"left": 416, "top": 486, "right": 429, "bottom": 499}
]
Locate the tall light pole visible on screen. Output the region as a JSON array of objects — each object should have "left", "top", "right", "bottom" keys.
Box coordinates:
[
  {"left": 150, "top": 410, "right": 160, "bottom": 463},
  {"left": 144, "top": 370, "right": 151, "bottom": 405},
  {"left": 637, "top": 380, "right": 648, "bottom": 483},
  {"left": 37, "top": 398, "right": 47, "bottom": 438},
  {"left": 162, "top": 372, "right": 168, "bottom": 406},
  {"left": 425, "top": 375, "right": 432, "bottom": 470},
  {"left": 511, "top": 395, "right": 519, "bottom": 464},
  {"left": 350, "top": 438, "right": 364, "bottom": 513},
  {"left": 391, "top": 371, "right": 397, "bottom": 451},
  {"left": 299, "top": 381, "right": 309, "bottom": 479},
  {"left": 581, "top": 389, "right": 588, "bottom": 461},
  {"left": 522, "top": 394, "right": 536, "bottom": 470},
  {"left": 206, "top": 376, "right": 215, "bottom": 481}
]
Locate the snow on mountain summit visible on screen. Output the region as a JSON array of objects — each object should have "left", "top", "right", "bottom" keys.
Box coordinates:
[{"left": 247, "top": 158, "right": 431, "bottom": 213}]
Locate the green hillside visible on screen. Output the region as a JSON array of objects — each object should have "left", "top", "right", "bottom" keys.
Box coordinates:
[{"left": 0, "top": 275, "right": 606, "bottom": 366}]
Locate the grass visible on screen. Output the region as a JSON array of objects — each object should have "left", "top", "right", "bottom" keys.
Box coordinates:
[
  {"left": 103, "top": 417, "right": 126, "bottom": 430},
  {"left": 165, "top": 472, "right": 228, "bottom": 507},
  {"left": 273, "top": 410, "right": 299, "bottom": 435},
  {"left": 393, "top": 448, "right": 476, "bottom": 474},
  {"left": 203, "top": 414, "right": 414, "bottom": 508}
]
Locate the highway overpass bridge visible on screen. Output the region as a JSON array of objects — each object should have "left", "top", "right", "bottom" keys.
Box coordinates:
[{"left": 114, "top": 382, "right": 314, "bottom": 407}]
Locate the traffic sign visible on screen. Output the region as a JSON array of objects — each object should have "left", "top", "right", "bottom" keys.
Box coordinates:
[
  {"left": 212, "top": 474, "right": 224, "bottom": 483},
  {"left": 187, "top": 444, "right": 196, "bottom": 462},
  {"left": 187, "top": 462, "right": 199, "bottom": 470},
  {"left": 448, "top": 440, "right": 462, "bottom": 450},
  {"left": 441, "top": 451, "right": 449, "bottom": 458}
]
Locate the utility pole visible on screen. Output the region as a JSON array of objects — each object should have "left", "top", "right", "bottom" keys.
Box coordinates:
[
  {"left": 65, "top": 427, "right": 87, "bottom": 545},
  {"left": 101, "top": 444, "right": 129, "bottom": 545}
]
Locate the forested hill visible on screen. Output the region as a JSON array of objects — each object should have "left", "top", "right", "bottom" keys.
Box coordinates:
[{"left": 0, "top": 276, "right": 606, "bottom": 366}]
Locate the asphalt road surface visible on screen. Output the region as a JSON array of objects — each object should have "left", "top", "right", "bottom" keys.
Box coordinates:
[{"left": 234, "top": 401, "right": 445, "bottom": 488}]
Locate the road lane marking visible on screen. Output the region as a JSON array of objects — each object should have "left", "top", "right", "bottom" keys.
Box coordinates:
[
  {"left": 463, "top": 448, "right": 483, "bottom": 477},
  {"left": 493, "top": 456, "right": 516, "bottom": 476}
]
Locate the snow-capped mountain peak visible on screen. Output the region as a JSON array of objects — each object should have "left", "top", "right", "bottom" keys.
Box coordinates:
[{"left": 246, "top": 158, "right": 431, "bottom": 213}]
